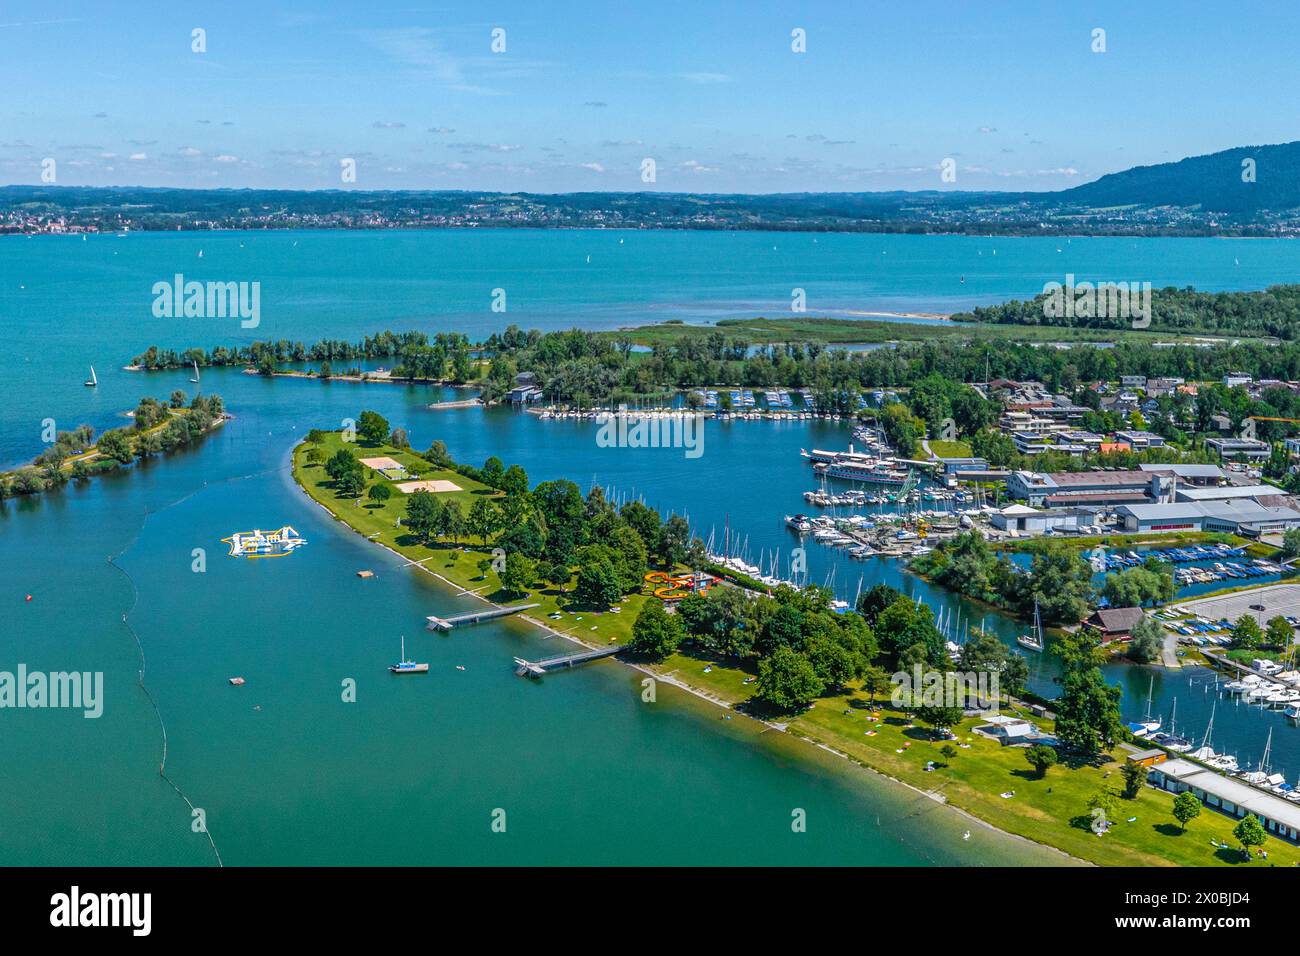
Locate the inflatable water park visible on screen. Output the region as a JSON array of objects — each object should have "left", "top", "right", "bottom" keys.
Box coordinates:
[{"left": 222, "top": 525, "right": 308, "bottom": 558}]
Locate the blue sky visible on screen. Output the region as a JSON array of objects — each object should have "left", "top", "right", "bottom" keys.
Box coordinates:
[{"left": 2, "top": 0, "right": 1296, "bottom": 193}]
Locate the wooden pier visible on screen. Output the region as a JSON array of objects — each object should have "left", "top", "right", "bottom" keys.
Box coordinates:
[
  {"left": 426, "top": 603, "right": 539, "bottom": 631},
  {"left": 514, "top": 646, "right": 622, "bottom": 677}
]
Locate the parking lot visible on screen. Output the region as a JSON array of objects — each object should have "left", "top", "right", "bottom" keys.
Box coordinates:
[{"left": 1176, "top": 583, "right": 1300, "bottom": 625}]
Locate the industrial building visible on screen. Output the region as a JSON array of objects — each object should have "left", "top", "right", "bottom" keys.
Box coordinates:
[
  {"left": 1116, "top": 500, "right": 1300, "bottom": 536},
  {"left": 990, "top": 505, "right": 1088, "bottom": 534},
  {"left": 1174, "top": 484, "right": 1288, "bottom": 504},
  {"left": 1137, "top": 463, "right": 1225, "bottom": 486},
  {"left": 1206, "top": 436, "right": 1271, "bottom": 460},
  {"left": 1008, "top": 469, "right": 1171, "bottom": 508}
]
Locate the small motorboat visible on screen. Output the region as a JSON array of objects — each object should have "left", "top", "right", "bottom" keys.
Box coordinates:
[{"left": 228, "top": 677, "right": 245, "bottom": 686}]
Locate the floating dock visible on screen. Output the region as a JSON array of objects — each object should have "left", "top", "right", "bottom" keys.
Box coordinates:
[
  {"left": 514, "top": 645, "right": 622, "bottom": 677},
  {"left": 426, "top": 603, "right": 539, "bottom": 631}
]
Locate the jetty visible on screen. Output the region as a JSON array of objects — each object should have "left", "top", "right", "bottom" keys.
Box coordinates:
[
  {"left": 514, "top": 645, "right": 622, "bottom": 677},
  {"left": 426, "top": 603, "right": 539, "bottom": 631}
]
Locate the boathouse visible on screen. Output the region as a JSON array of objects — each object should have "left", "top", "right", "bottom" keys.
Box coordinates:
[
  {"left": 1148, "top": 759, "right": 1300, "bottom": 844},
  {"left": 1086, "top": 607, "right": 1145, "bottom": 644},
  {"left": 1126, "top": 748, "right": 1168, "bottom": 768},
  {"left": 508, "top": 384, "right": 544, "bottom": 404}
]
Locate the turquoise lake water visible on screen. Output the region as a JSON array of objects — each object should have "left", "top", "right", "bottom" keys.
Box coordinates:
[{"left": 3, "top": 228, "right": 1300, "bottom": 865}]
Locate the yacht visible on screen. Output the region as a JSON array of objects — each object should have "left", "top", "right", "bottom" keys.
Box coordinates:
[
  {"left": 784, "top": 514, "right": 813, "bottom": 533},
  {"left": 1245, "top": 684, "right": 1276, "bottom": 704},
  {"left": 1224, "top": 674, "right": 1263, "bottom": 694}
]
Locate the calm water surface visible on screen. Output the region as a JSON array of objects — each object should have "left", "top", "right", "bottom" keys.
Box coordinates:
[{"left": 5, "top": 229, "right": 1299, "bottom": 865}]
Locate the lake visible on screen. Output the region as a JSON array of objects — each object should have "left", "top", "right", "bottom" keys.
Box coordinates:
[{"left": 3, "top": 228, "right": 1299, "bottom": 864}]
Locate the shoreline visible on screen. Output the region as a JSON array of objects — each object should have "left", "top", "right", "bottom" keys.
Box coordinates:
[{"left": 290, "top": 447, "right": 1081, "bottom": 866}]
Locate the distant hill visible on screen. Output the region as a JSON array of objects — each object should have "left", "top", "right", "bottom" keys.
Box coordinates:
[
  {"left": 1055, "top": 141, "right": 1300, "bottom": 214},
  {"left": 8, "top": 142, "right": 1300, "bottom": 235}
]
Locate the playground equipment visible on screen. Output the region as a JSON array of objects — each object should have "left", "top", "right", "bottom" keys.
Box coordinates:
[{"left": 644, "top": 570, "right": 721, "bottom": 600}]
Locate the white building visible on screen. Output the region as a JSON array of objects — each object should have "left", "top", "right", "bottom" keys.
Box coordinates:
[{"left": 1148, "top": 759, "right": 1300, "bottom": 844}]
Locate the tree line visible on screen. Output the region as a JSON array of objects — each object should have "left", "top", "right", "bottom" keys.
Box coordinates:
[
  {"left": 953, "top": 284, "right": 1300, "bottom": 340},
  {"left": 1, "top": 391, "right": 225, "bottom": 498}
]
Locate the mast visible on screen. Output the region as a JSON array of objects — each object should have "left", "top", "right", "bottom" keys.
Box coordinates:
[{"left": 1200, "top": 702, "right": 1216, "bottom": 752}]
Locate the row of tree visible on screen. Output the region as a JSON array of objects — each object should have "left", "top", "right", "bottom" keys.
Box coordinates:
[
  {"left": 2, "top": 391, "right": 224, "bottom": 498},
  {"left": 953, "top": 284, "right": 1300, "bottom": 340}
]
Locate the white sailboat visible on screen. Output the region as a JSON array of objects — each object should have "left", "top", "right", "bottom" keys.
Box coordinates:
[
  {"left": 1190, "top": 703, "right": 1239, "bottom": 772},
  {"left": 1017, "top": 597, "right": 1044, "bottom": 652},
  {"left": 83, "top": 365, "right": 97, "bottom": 387},
  {"left": 1128, "top": 675, "right": 1162, "bottom": 737},
  {"left": 389, "top": 635, "right": 428, "bottom": 674},
  {"left": 191, "top": 359, "right": 201, "bottom": 384},
  {"left": 1155, "top": 697, "right": 1192, "bottom": 751}
]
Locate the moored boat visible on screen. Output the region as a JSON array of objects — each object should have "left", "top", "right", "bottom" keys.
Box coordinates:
[{"left": 390, "top": 635, "right": 429, "bottom": 674}]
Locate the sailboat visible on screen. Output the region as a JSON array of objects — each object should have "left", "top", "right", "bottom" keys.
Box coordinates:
[
  {"left": 1239, "top": 728, "right": 1273, "bottom": 786},
  {"left": 389, "top": 635, "right": 428, "bottom": 674},
  {"left": 1154, "top": 697, "right": 1192, "bottom": 751},
  {"left": 1127, "top": 675, "right": 1162, "bottom": 737},
  {"left": 1190, "top": 703, "right": 1238, "bottom": 771},
  {"left": 1017, "top": 597, "right": 1044, "bottom": 652},
  {"left": 190, "top": 359, "right": 201, "bottom": 384},
  {"left": 83, "top": 365, "right": 97, "bottom": 387}
]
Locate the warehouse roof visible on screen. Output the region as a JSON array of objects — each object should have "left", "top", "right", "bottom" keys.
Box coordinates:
[{"left": 1176, "top": 484, "right": 1283, "bottom": 503}]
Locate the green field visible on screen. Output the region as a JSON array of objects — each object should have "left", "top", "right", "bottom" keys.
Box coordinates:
[
  {"left": 646, "top": 649, "right": 1299, "bottom": 867},
  {"left": 602, "top": 316, "right": 1259, "bottom": 349},
  {"left": 292, "top": 431, "right": 652, "bottom": 646},
  {"left": 927, "top": 439, "right": 973, "bottom": 458}
]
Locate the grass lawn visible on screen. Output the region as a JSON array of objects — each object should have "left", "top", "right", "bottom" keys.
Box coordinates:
[
  {"left": 927, "top": 439, "right": 973, "bottom": 458},
  {"left": 642, "top": 649, "right": 1300, "bottom": 867},
  {"left": 601, "top": 317, "right": 1268, "bottom": 349},
  {"left": 292, "top": 431, "right": 654, "bottom": 646},
  {"left": 992, "top": 531, "right": 1250, "bottom": 554}
]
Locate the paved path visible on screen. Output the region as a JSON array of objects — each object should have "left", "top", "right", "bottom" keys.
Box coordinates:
[{"left": 1160, "top": 631, "right": 1182, "bottom": 668}]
